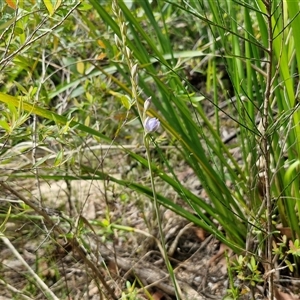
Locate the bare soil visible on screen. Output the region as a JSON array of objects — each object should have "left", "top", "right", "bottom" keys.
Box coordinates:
[{"left": 1, "top": 167, "right": 300, "bottom": 300}]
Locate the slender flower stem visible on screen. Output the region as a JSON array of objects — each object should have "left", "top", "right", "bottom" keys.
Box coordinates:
[
  {"left": 143, "top": 134, "right": 182, "bottom": 300},
  {"left": 111, "top": 2, "right": 182, "bottom": 297}
]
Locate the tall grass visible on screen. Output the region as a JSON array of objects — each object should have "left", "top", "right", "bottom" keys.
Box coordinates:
[{"left": 86, "top": 0, "right": 300, "bottom": 251}]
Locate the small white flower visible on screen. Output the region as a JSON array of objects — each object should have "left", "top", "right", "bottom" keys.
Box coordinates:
[{"left": 144, "top": 117, "right": 160, "bottom": 133}]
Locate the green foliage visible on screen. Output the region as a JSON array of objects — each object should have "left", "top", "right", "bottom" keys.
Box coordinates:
[
  {"left": 288, "top": 239, "right": 300, "bottom": 257},
  {"left": 236, "top": 255, "right": 263, "bottom": 286},
  {"left": 225, "top": 254, "right": 263, "bottom": 299},
  {"left": 121, "top": 281, "right": 139, "bottom": 300},
  {"left": 0, "top": 205, "right": 11, "bottom": 233},
  {"left": 1, "top": 0, "right": 300, "bottom": 298}
]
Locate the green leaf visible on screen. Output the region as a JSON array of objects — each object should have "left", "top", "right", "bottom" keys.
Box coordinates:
[
  {"left": 76, "top": 61, "right": 85, "bottom": 74},
  {"left": 0, "top": 17, "right": 16, "bottom": 30},
  {"left": 0, "top": 120, "right": 10, "bottom": 132},
  {"left": 110, "top": 91, "right": 134, "bottom": 110},
  {"left": 285, "top": 260, "right": 294, "bottom": 272},
  {"left": 0, "top": 92, "right": 110, "bottom": 142},
  {"left": 43, "top": 0, "right": 62, "bottom": 16},
  {"left": 0, "top": 205, "right": 11, "bottom": 232},
  {"left": 54, "top": 150, "right": 64, "bottom": 166}
]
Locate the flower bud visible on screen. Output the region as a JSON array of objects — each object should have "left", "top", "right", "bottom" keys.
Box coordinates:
[
  {"left": 121, "top": 23, "right": 127, "bottom": 37},
  {"left": 112, "top": 2, "right": 117, "bottom": 15},
  {"left": 125, "top": 46, "right": 131, "bottom": 58},
  {"left": 114, "top": 34, "right": 122, "bottom": 48},
  {"left": 144, "top": 117, "right": 160, "bottom": 133},
  {"left": 143, "top": 96, "right": 152, "bottom": 112},
  {"left": 131, "top": 63, "right": 138, "bottom": 80}
]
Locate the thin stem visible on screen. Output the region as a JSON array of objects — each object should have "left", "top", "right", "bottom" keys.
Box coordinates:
[
  {"left": 143, "top": 134, "right": 182, "bottom": 299},
  {"left": 263, "top": 1, "right": 274, "bottom": 299},
  {"left": 111, "top": 2, "right": 181, "bottom": 297},
  {"left": 0, "top": 181, "right": 118, "bottom": 300}
]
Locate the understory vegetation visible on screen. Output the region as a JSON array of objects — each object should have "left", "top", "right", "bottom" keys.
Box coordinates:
[{"left": 1, "top": 1, "right": 300, "bottom": 299}]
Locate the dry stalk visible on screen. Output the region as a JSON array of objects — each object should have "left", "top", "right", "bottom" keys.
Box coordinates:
[
  {"left": 262, "top": 1, "right": 274, "bottom": 299},
  {"left": 0, "top": 234, "right": 59, "bottom": 300}
]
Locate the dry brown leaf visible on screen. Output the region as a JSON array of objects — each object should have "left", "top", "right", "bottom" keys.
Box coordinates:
[
  {"left": 274, "top": 288, "right": 297, "bottom": 300},
  {"left": 151, "top": 290, "right": 165, "bottom": 300},
  {"left": 208, "top": 243, "right": 231, "bottom": 266},
  {"left": 276, "top": 226, "right": 293, "bottom": 239},
  {"left": 194, "top": 227, "right": 207, "bottom": 241},
  {"left": 38, "top": 259, "right": 55, "bottom": 278},
  {"left": 107, "top": 260, "right": 118, "bottom": 275}
]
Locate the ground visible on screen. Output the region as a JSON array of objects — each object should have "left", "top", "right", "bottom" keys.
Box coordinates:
[{"left": 1, "top": 162, "right": 300, "bottom": 300}]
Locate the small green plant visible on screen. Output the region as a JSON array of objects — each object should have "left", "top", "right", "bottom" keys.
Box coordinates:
[
  {"left": 226, "top": 254, "right": 263, "bottom": 299},
  {"left": 121, "top": 281, "right": 139, "bottom": 300},
  {"left": 287, "top": 239, "right": 300, "bottom": 257},
  {"left": 225, "top": 251, "right": 240, "bottom": 300},
  {"left": 272, "top": 236, "right": 300, "bottom": 273}
]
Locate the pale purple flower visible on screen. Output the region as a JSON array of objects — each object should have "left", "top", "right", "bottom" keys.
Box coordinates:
[{"left": 144, "top": 117, "right": 160, "bottom": 133}]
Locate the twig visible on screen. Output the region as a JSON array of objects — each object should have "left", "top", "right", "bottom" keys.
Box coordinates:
[
  {"left": 0, "top": 234, "right": 60, "bottom": 300},
  {"left": 0, "top": 278, "right": 33, "bottom": 300},
  {"left": 0, "top": 181, "right": 118, "bottom": 300}
]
